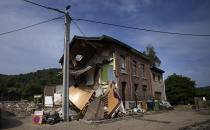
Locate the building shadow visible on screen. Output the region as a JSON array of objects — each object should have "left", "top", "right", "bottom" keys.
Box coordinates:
[
  {"left": 0, "top": 110, "right": 23, "bottom": 129},
  {"left": 139, "top": 119, "right": 171, "bottom": 124}
]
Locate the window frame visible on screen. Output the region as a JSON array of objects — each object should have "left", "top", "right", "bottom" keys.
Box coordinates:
[
  {"left": 132, "top": 60, "right": 137, "bottom": 76},
  {"left": 142, "top": 85, "right": 147, "bottom": 100},
  {"left": 120, "top": 55, "right": 126, "bottom": 73}
]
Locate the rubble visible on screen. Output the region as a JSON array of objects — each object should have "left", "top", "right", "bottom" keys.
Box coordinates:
[
  {"left": 2, "top": 100, "right": 37, "bottom": 117},
  {"left": 2, "top": 87, "right": 173, "bottom": 126},
  {"left": 43, "top": 111, "right": 62, "bottom": 125},
  {"left": 83, "top": 97, "right": 104, "bottom": 120}
]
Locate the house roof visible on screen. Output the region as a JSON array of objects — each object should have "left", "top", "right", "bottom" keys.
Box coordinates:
[
  {"left": 151, "top": 67, "right": 165, "bottom": 73},
  {"left": 59, "top": 35, "right": 149, "bottom": 63}
]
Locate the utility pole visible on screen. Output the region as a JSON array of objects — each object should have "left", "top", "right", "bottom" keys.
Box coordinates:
[
  {"left": 23, "top": 0, "right": 71, "bottom": 121},
  {"left": 62, "top": 5, "right": 71, "bottom": 121}
]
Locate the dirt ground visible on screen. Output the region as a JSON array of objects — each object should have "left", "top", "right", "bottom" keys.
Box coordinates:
[{"left": 1, "top": 109, "right": 210, "bottom": 130}]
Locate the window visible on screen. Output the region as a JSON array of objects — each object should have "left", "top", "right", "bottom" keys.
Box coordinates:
[
  {"left": 142, "top": 85, "right": 147, "bottom": 99},
  {"left": 120, "top": 55, "right": 126, "bottom": 73},
  {"left": 141, "top": 64, "right": 145, "bottom": 77},
  {"left": 153, "top": 73, "right": 155, "bottom": 81},
  {"left": 132, "top": 60, "right": 137, "bottom": 76},
  {"left": 158, "top": 75, "right": 161, "bottom": 81},
  {"left": 134, "top": 84, "right": 138, "bottom": 96},
  {"left": 155, "top": 92, "right": 161, "bottom": 100}
]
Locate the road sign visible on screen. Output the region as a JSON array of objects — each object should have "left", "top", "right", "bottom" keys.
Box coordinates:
[{"left": 33, "top": 115, "right": 42, "bottom": 124}]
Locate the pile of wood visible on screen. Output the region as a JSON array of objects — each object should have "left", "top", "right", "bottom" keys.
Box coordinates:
[{"left": 69, "top": 81, "right": 123, "bottom": 120}]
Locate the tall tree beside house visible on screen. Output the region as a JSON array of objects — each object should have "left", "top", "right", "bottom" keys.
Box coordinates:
[
  {"left": 165, "top": 73, "right": 196, "bottom": 105},
  {"left": 143, "top": 44, "right": 161, "bottom": 67}
]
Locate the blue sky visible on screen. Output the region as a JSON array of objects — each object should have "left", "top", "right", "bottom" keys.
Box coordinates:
[{"left": 0, "top": 0, "right": 210, "bottom": 87}]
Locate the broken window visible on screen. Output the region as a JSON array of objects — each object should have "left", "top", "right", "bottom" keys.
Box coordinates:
[
  {"left": 132, "top": 60, "right": 137, "bottom": 76},
  {"left": 141, "top": 64, "right": 145, "bottom": 77},
  {"left": 120, "top": 55, "right": 126, "bottom": 73}
]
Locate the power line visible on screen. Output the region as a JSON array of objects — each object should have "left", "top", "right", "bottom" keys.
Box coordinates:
[
  {"left": 23, "top": 0, "right": 65, "bottom": 14},
  {"left": 0, "top": 16, "right": 64, "bottom": 36},
  {"left": 72, "top": 21, "right": 86, "bottom": 36},
  {"left": 23, "top": 0, "right": 71, "bottom": 121},
  {"left": 72, "top": 18, "right": 210, "bottom": 37}
]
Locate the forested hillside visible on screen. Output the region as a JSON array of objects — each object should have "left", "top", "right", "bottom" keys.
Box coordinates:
[
  {"left": 195, "top": 86, "right": 210, "bottom": 100},
  {"left": 0, "top": 68, "right": 62, "bottom": 100},
  {"left": 0, "top": 68, "right": 209, "bottom": 102}
]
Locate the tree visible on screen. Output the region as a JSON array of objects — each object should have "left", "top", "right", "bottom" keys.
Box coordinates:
[
  {"left": 165, "top": 73, "right": 195, "bottom": 105},
  {"left": 0, "top": 68, "right": 62, "bottom": 100},
  {"left": 143, "top": 44, "right": 161, "bottom": 67},
  {"left": 195, "top": 86, "right": 210, "bottom": 100}
]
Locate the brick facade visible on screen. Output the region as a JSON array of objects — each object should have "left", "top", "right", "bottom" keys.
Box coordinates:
[{"left": 114, "top": 45, "right": 153, "bottom": 101}]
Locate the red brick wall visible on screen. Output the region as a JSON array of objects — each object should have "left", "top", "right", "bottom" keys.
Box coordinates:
[{"left": 114, "top": 45, "right": 153, "bottom": 101}]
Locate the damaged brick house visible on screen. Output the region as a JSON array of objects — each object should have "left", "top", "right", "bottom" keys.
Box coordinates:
[
  {"left": 151, "top": 67, "right": 166, "bottom": 101},
  {"left": 59, "top": 35, "right": 164, "bottom": 110}
]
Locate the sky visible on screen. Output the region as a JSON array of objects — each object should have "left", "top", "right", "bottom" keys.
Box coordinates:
[{"left": 0, "top": 0, "right": 210, "bottom": 87}]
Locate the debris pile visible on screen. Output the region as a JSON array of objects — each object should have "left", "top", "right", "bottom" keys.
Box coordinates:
[
  {"left": 2, "top": 101, "right": 37, "bottom": 117},
  {"left": 68, "top": 81, "right": 126, "bottom": 121},
  {"left": 32, "top": 81, "right": 173, "bottom": 125},
  {"left": 43, "top": 111, "right": 62, "bottom": 125}
]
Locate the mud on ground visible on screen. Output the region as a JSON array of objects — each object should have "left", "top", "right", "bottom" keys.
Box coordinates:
[{"left": 1, "top": 109, "right": 210, "bottom": 130}]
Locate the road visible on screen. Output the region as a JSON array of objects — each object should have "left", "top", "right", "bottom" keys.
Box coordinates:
[{"left": 1, "top": 109, "right": 210, "bottom": 130}]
